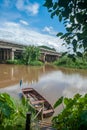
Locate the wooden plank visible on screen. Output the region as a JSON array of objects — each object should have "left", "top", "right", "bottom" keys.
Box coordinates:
[
  {"left": 31, "top": 100, "right": 45, "bottom": 105},
  {"left": 22, "top": 88, "right": 33, "bottom": 92},
  {"left": 43, "top": 109, "right": 54, "bottom": 114}
]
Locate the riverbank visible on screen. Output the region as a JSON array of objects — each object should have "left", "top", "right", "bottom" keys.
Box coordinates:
[{"left": 0, "top": 84, "right": 56, "bottom": 130}]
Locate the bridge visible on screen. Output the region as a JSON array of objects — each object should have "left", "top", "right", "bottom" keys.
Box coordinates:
[{"left": 0, "top": 40, "right": 60, "bottom": 62}]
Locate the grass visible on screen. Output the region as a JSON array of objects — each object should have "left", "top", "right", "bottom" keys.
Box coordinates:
[
  {"left": 6, "top": 59, "right": 23, "bottom": 65},
  {"left": 29, "top": 60, "right": 43, "bottom": 66},
  {"left": 6, "top": 59, "right": 43, "bottom": 66}
]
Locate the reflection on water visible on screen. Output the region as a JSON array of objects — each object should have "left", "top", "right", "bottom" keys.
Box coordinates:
[
  {"left": 0, "top": 64, "right": 87, "bottom": 115},
  {"left": 0, "top": 64, "right": 46, "bottom": 88}
]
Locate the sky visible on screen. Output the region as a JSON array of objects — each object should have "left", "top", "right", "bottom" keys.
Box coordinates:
[{"left": 0, "top": 0, "right": 66, "bottom": 52}]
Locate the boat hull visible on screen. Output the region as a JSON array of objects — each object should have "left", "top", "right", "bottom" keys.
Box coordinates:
[{"left": 22, "top": 88, "right": 54, "bottom": 118}]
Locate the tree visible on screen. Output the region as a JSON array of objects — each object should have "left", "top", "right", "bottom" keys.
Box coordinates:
[
  {"left": 44, "top": 0, "right": 87, "bottom": 57},
  {"left": 23, "top": 46, "right": 40, "bottom": 65}
]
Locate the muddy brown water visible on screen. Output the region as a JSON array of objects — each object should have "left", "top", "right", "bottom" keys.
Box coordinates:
[{"left": 0, "top": 64, "right": 87, "bottom": 117}]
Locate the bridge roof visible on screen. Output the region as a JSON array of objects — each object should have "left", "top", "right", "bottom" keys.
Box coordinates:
[
  {"left": 0, "top": 40, "right": 25, "bottom": 48},
  {"left": 0, "top": 40, "right": 60, "bottom": 56}
]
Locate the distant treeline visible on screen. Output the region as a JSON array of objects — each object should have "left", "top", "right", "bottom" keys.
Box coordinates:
[{"left": 39, "top": 45, "right": 56, "bottom": 51}]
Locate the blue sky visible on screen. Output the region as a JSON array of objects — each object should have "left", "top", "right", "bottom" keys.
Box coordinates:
[{"left": 0, "top": 0, "right": 66, "bottom": 52}]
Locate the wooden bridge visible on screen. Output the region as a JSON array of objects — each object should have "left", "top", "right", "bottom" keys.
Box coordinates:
[{"left": 0, "top": 40, "right": 60, "bottom": 62}]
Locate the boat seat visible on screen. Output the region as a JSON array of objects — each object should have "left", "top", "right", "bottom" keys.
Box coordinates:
[
  {"left": 22, "top": 88, "right": 33, "bottom": 92},
  {"left": 43, "top": 109, "right": 54, "bottom": 114},
  {"left": 31, "top": 100, "right": 45, "bottom": 105}
]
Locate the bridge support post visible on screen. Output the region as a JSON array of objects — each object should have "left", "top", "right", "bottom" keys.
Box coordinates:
[
  {"left": 43, "top": 53, "right": 46, "bottom": 63},
  {"left": 7, "top": 49, "right": 10, "bottom": 60},
  {"left": 10, "top": 48, "right": 15, "bottom": 60}
]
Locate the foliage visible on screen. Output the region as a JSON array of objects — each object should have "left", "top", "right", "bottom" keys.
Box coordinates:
[
  {"left": 29, "top": 61, "right": 43, "bottom": 66},
  {"left": 44, "top": 0, "right": 87, "bottom": 56},
  {"left": 39, "top": 45, "right": 56, "bottom": 51},
  {"left": 0, "top": 93, "right": 36, "bottom": 130},
  {"left": 54, "top": 55, "right": 87, "bottom": 69},
  {"left": 6, "top": 46, "right": 43, "bottom": 66},
  {"left": 6, "top": 59, "right": 23, "bottom": 65},
  {"left": 52, "top": 93, "right": 87, "bottom": 130},
  {"left": 23, "top": 46, "right": 40, "bottom": 65}
]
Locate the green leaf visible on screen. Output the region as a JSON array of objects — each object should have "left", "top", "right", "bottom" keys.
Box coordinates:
[
  {"left": 19, "top": 111, "right": 26, "bottom": 118},
  {"left": 68, "top": 54, "right": 74, "bottom": 59},
  {"left": 21, "top": 96, "right": 27, "bottom": 106},
  {"left": 51, "top": 11, "right": 56, "bottom": 18},
  {"left": 76, "top": 52, "right": 82, "bottom": 57},
  {"left": 76, "top": 13, "right": 83, "bottom": 23},
  {"left": 74, "top": 93, "right": 81, "bottom": 100},
  {"left": 1, "top": 104, "right": 11, "bottom": 117},
  {"left": 55, "top": 9, "right": 59, "bottom": 15},
  {"left": 62, "top": 43, "right": 65, "bottom": 45},
  {"left": 79, "top": 110, "right": 87, "bottom": 128},
  {"left": 79, "top": 44, "right": 83, "bottom": 49},
  {"left": 56, "top": 32, "right": 63, "bottom": 37},
  {"left": 43, "top": 0, "right": 53, "bottom": 9},
  {"left": 64, "top": 98, "right": 69, "bottom": 106},
  {"left": 72, "top": 39, "right": 77, "bottom": 51},
  {"left": 59, "top": 14, "right": 62, "bottom": 22},
  {"left": 68, "top": 54, "right": 76, "bottom": 62},
  {"left": 83, "top": 39, "right": 87, "bottom": 48},
  {"left": 61, "top": 33, "right": 71, "bottom": 39},
  {"left": 54, "top": 96, "right": 63, "bottom": 109},
  {"left": 4, "top": 125, "right": 14, "bottom": 130},
  {"left": 0, "top": 126, "right": 4, "bottom": 130},
  {"left": 62, "top": 52, "right": 67, "bottom": 56},
  {"left": 48, "top": 9, "right": 52, "bottom": 12},
  {"left": 78, "top": 2, "right": 87, "bottom": 9},
  {"left": 53, "top": 2, "right": 58, "bottom": 10}
]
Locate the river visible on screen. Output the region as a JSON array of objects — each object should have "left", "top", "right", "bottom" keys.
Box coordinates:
[{"left": 0, "top": 64, "right": 87, "bottom": 116}]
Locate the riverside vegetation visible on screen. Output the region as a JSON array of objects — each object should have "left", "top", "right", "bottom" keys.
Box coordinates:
[
  {"left": 53, "top": 93, "right": 87, "bottom": 130},
  {"left": 6, "top": 45, "right": 87, "bottom": 69},
  {"left": 0, "top": 93, "right": 36, "bottom": 130},
  {"left": 1, "top": 93, "right": 87, "bottom": 130},
  {"left": 7, "top": 46, "right": 43, "bottom": 66},
  {"left": 53, "top": 54, "right": 87, "bottom": 69}
]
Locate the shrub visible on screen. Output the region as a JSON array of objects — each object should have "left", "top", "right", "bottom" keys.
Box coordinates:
[
  {"left": 0, "top": 93, "right": 36, "bottom": 130},
  {"left": 52, "top": 94, "right": 87, "bottom": 130},
  {"left": 29, "top": 61, "right": 43, "bottom": 66},
  {"left": 6, "top": 60, "right": 23, "bottom": 65},
  {"left": 54, "top": 56, "right": 87, "bottom": 69}
]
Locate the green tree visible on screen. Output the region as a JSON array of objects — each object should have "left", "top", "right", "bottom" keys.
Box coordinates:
[
  {"left": 44, "top": 0, "right": 87, "bottom": 57},
  {"left": 23, "top": 46, "right": 40, "bottom": 65}
]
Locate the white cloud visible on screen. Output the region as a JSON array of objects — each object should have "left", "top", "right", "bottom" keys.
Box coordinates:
[
  {"left": 4, "top": 22, "right": 20, "bottom": 28},
  {"left": 43, "top": 26, "right": 57, "bottom": 35},
  {"left": 26, "top": 3, "right": 39, "bottom": 15},
  {"left": 20, "top": 20, "right": 29, "bottom": 25},
  {"left": 16, "top": 0, "right": 39, "bottom": 15},
  {"left": 0, "top": 21, "right": 66, "bottom": 52}
]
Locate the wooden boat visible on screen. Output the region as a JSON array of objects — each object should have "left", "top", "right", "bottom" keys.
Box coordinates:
[{"left": 22, "top": 88, "right": 54, "bottom": 118}]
